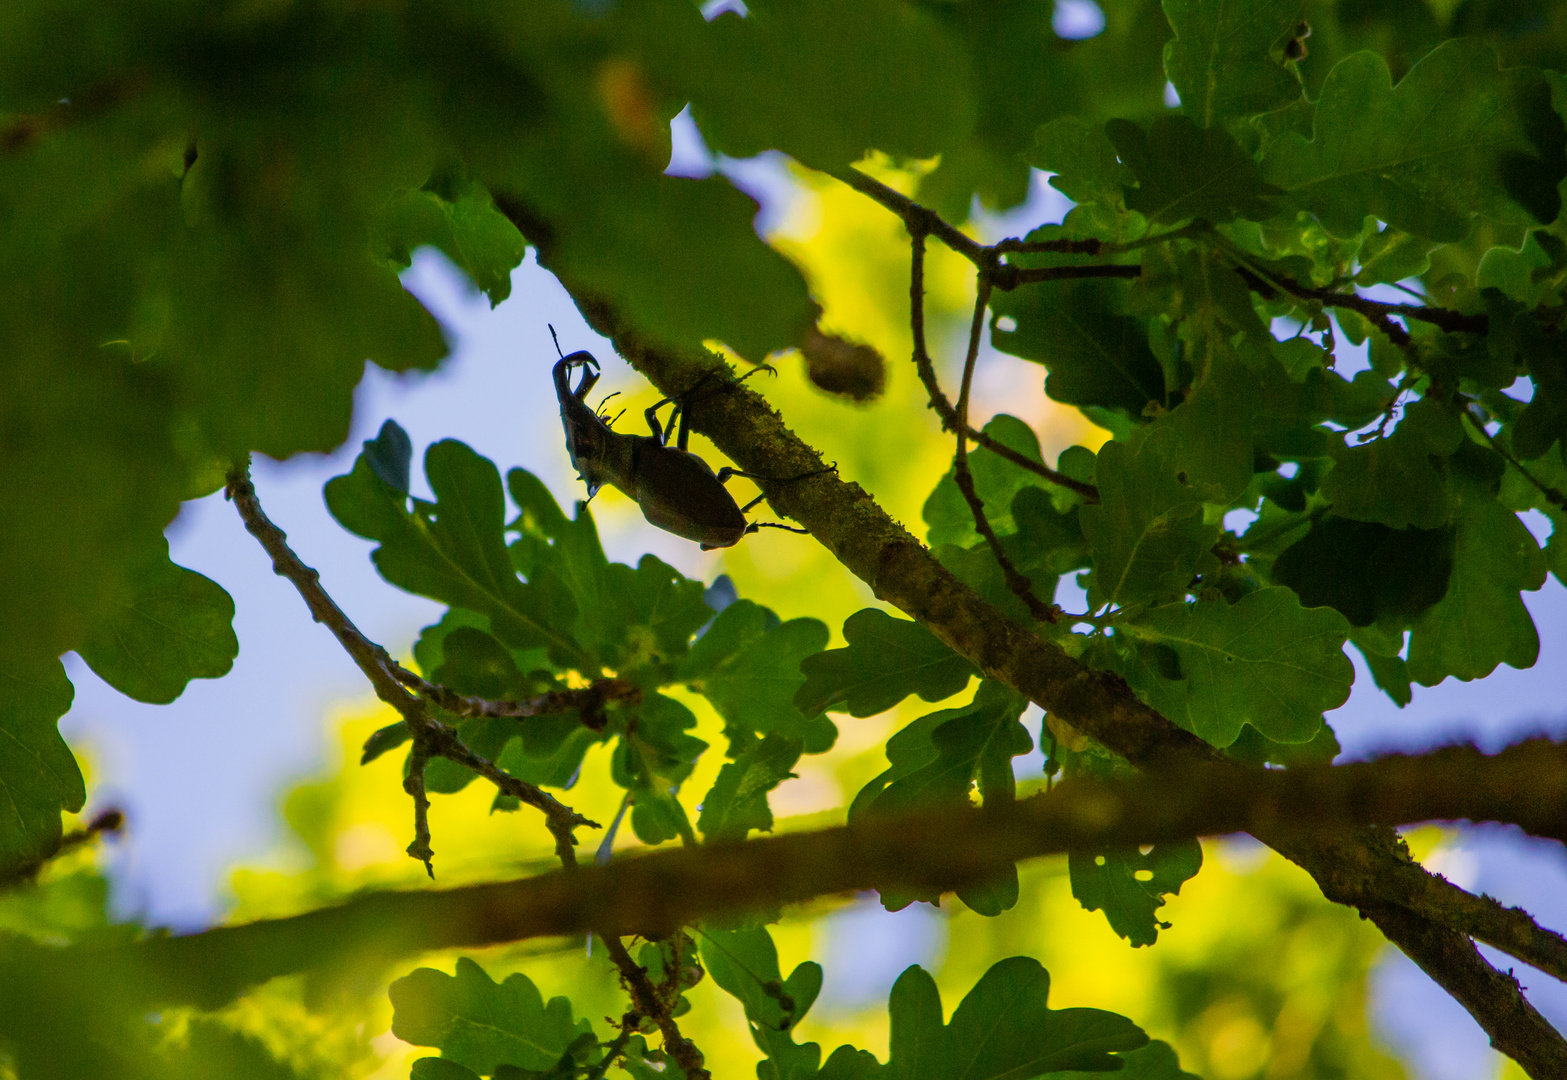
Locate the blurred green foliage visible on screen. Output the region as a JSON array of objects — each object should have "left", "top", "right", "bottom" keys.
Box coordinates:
[{"left": 6, "top": 0, "right": 1567, "bottom": 1075}]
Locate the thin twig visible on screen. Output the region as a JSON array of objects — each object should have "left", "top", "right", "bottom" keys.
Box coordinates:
[
  {"left": 404, "top": 748, "right": 435, "bottom": 878},
  {"left": 392, "top": 666, "right": 642, "bottom": 731},
  {"left": 908, "top": 230, "right": 1100, "bottom": 502},
  {"left": 966, "top": 426, "right": 1101, "bottom": 503},
  {"left": 998, "top": 263, "right": 1143, "bottom": 290},
  {"left": 836, "top": 167, "right": 985, "bottom": 262},
  {"left": 839, "top": 169, "right": 1483, "bottom": 344},
  {"left": 995, "top": 220, "right": 1213, "bottom": 257},
  {"left": 1462, "top": 407, "right": 1567, "bottom": 511},
  {"left": 950, "top": 268, "right": 1060, "bottom": 623},
  {"left": 600, "top": 935, "right": 710, "bottom": 1080},
  {"left": 224, "top": 465, "right": 597, "bottom": 871},
  {"left": 0, "top": 809, "right": 124, "bottom": 891},
  {"left": 585, "top": 1017, "right": 639, "bottom": 1080}
]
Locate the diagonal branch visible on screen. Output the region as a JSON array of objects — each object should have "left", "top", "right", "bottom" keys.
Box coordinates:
[
  {"left": 551, "top": 292, "right": 1567, "bottom": 1077},
  {"left": 226, "top": 464, "right": 697, "bottom": 1064},
  {"left": 224, "top": 465, "right": 597, "bottom": 866}
]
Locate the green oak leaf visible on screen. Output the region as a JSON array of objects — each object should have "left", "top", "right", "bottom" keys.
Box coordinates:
[
  {"left": 1321, "top": 399, "right": 1464, "bottom": 529},
  {"left": 1271, "top": 515, "right": 1454, "bottom": 628},
  {"left": 389, "top": 957, "right": 596, "bottom": 1076},
  {"left": 872, "top": 681, "right": 1030, "bottom": 815},
  {"left": 1351, "top": 632, "right": 1413, "bottom": 709},
  {"left": 858, "top": 681, "right": 1029, "bottom": 915},
  {"left": 924, "top": 415, "right": 1055, "bottom": 547},
  {"left": 1356, "top": 227, "right": 1437, "bottom": 288},
  {"left": 700, "top": 925, "right": 825, "bottom": 1076},
  {"left": 326, "top": 434, "right": 582, "bottom": 664},
  {"left": 1263, "top": 40, "right": 1567, "bottom": 240},
  {"left": 431, "top": 627, "right": 529, "bottom": 700},
  {"left": 1478, "top": 229, "right": 1567, "bottom": 310},
  {"left": 1408, "top": 453, "right": 1547, "bottom": 685},
  {"left": 818, "top": 1045, "right": 883, "bottom": 1080},
  {"left": 1497, "top": 313, "right": 1567, "bottom": 462},
  {"left": 885, "top": 959, "right": 1149, "bottom": 1080},
  {"left": 1086, "top": 1040, "right": 1202, "bottom": 1079},
  {"left": 1080, "top": 440, "right": 1220, "bottom": 610},
  {"left": 361, "top": 721, "right": 412, "bottom": 766},
  {"left": 1227, "top": 720, "right": 1343, "bottom": 765},
  {"left": 610, "top": 555, "right": 713, "bottom": 665},
  {"left": 378, "top": 164, "right": 527, "bottom": 306},
  {"left": 991, "top": 229, "right": 1165, "bottom": 416},
  {"left": 363, "top": 419, "right": 414, "bottom": 496},
  {"left": 1142, "top": 354, "right": 1257, "bottom": 504},
  {"left": 1029, "top": 116, "right": 1134, "bottom": 209},
  {"left": 75, "top": 537, "right": 237, "bottom": 705},
  {"left": 615, "top": 692, "right": 708, "bottom": 790},
  {"left": 1003, "top": 486, "right": 1093, "bottom": 584},
  {"left": 680, "top": 601, "right": 831, "bottom": 744},
  {"left": 496, "top": 713, "right": 603, "bottom": 791},
  {"left": 1162, "top": 0, "right": 1307, "bottom": 127},
  {"left": 1117, "top": 587, "right": 1352, "bottom": 746},
  {"left": 795, "top": 609, "right": 976, "bottom": 718},
  {"left": 628, "top": 781, "right": 696, "bottom": 848},
  {"left": 698, "top": 733, "right": 802, "bottom": 842},
  {"left": 1106, "top": 116, "right": 1277, "bottom": 223},
  {"left": 691, "top": 0, "right": 975, "bottom": 171},
  {"left": 0, "top": 658, "right": 86, "bottom": 875},
  {"left": 1068, "top": 841, "right": 1204, "bottom": 948}
]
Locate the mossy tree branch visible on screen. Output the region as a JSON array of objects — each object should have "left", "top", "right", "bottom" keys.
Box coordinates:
[{"left": 535, "top": 269, "right": 1567, "bottom": 1079}]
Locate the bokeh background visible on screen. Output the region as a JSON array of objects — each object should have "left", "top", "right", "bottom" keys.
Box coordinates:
[{"left": 52, "top": 22, "right": 1567, "bottom": 1079}]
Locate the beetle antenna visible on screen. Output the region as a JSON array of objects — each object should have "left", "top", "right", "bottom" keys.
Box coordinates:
[
  {"left": 597, "top": 390, "right": 621, "bottom": 412},
  {"left": 605, "top": 408, "right": 627, "bottom": 429},
  {"left": 548, "top": 324, "right": 564, "bottom": 359}
]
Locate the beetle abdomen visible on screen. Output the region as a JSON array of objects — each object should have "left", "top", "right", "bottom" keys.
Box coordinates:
[{"left": 630, "top": 440, "right": 749, "bottom": 548}]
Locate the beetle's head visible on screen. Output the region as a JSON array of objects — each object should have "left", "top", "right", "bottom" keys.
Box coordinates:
[
  {"left": 552, "top": 350, "right": 599, "bottom": 401},
  {"left": 553, "top": 351, "right": 615, "bottom": 495}
]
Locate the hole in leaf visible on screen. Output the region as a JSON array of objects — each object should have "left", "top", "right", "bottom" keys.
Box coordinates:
[
  {"left": 995, "top": 315, "right": 1018, "bottom": 333},
  {"left": 1095, "top": 855, "right": 1107, "bottom": 866}
]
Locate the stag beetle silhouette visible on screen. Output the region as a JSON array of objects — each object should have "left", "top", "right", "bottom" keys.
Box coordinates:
[{"left": 551, "top": 331, "right": 822, "bottom": 550}]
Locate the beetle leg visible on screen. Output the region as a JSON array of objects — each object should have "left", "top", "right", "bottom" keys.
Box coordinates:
[
  {"left": 643, "top": 395, "right": 683, "bottom": 444},
  {"left": 716, "top": 463, "right": 838, "bottom": 485},
  {"left": 746, "top": 522, "right": 811, "bottom": 535}
]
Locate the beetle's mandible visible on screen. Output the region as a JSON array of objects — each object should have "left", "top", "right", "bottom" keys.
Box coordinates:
[{"left": 551, "top": 338, "right": 816, "bottom": 550}]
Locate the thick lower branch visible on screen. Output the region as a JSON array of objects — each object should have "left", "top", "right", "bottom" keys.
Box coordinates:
[{"left": 33, "top": 739, "right": 1567, "bottom": 1011}]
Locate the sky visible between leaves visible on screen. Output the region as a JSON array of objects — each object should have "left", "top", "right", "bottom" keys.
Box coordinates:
[{"left": 54, "top": 106, "right": 1567, "bottom": 1080}]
